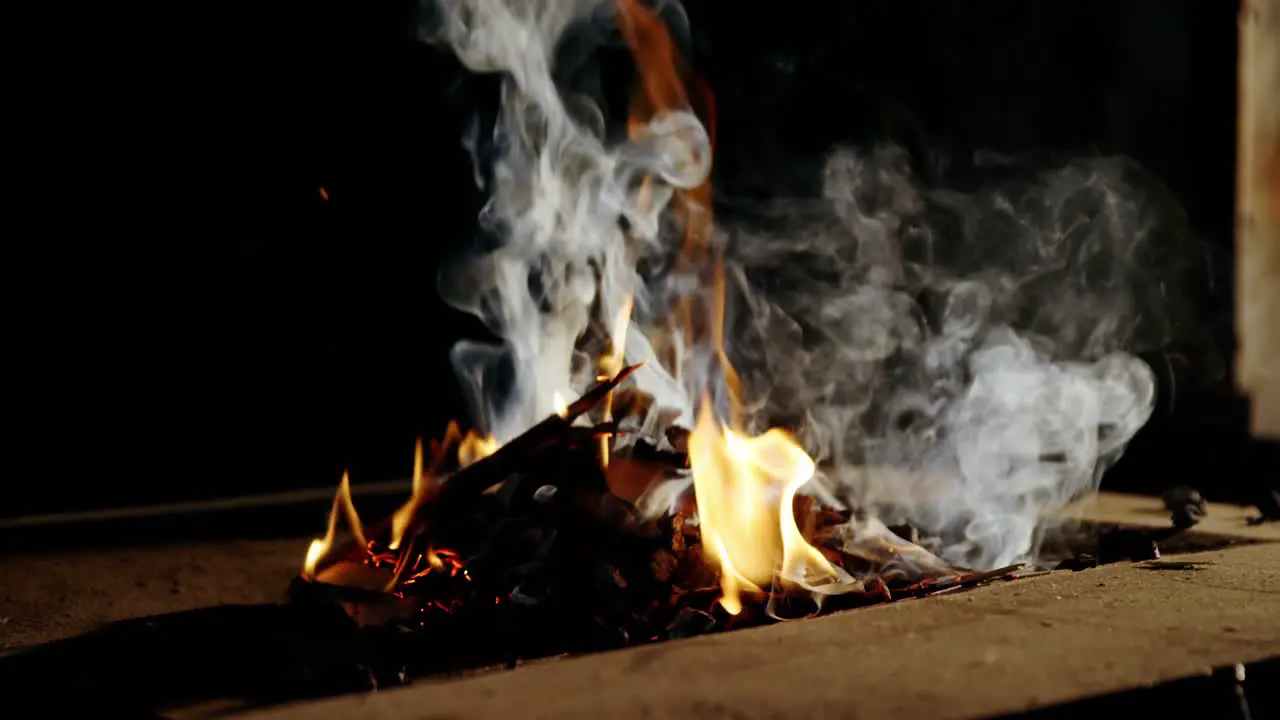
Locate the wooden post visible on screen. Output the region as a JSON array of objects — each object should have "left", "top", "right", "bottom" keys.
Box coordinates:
[{"left": 1237, "top": 0, "right": 1280, "bottom": 439}]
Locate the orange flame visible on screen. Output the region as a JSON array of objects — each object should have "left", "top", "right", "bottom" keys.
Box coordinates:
[
  {"left": 301, "top": 4, "right": 839, "bottom": 611},
  {"left": 458, "top": 430, "right": 500, "bottom": 467},
  {"left": 598, "top": 293, "right": 635, "bottom": 467},
  {"left": 388, "top": 438, "right": 427, "bottom": 551},
  {"left": 306, "top": 413, "right": 506, "bottom": 574},
  {"left": 387, "top": 424, "right": 500, "bottom": 551},
  {"left": 302, "top": 470, "right": 367, "bottom": 579},
  {"left": 619, "top": 0, "right": 837, "bottom": 614}
]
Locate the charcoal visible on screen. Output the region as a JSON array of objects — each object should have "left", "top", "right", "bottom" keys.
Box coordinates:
[
  {"left": 593, "top": 562, "right": 630, "bottom": 596},
  {"left": 596, "top": 492, "right": 640, "bottom": 532},
  {"left": 671, "top": 544, "right": 718, "bottom": 590},
  {"left": 666, "top": 607, "right": 717, "bottom": 639},
  {"left": 1162, "top": 486, "right": 1207, "bottom": 529},
  {"left": 396, "top": 368, "right": 640, "bottom": 529},
  {"left": 588, "top": 617, "right": 631, "bottom": 649},
  {"left": 631, "top": 515, "right": 668, "bottom": 542},
  {"left": 533, "top": 484, "right": 558, "bottom": 503},
  {"left": 649, "top": 548, "right": 678, "bottom": 583},
  {"left": 510, "top": 583, "right": 548, "bottom": 607}
]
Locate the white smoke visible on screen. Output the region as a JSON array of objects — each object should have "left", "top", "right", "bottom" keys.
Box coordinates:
[
  {"left": 721, "top": 148, "right": 1164, "bottom": 568},
  {"left": 430, "top": 0, "right": 702, "bottom": 444},
  {"left": 428, "top": 0, "right": 1165, "bottom": 570}
]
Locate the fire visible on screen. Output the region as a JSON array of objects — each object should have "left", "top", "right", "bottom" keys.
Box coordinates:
[
  {"left": 387, "top": 425, "right": 500, "bottom": 551},
  {"left": 551, "top": 391, "right": 570, "bottom": 418},
  {"left": 303, "top": 1, "right": 845, "bottom": 615},
  {"left": 303, "top": 470, "right": 367, "bottom": 580},
  {"left": 598, "top": 293, "right": 635, "bottom": 468},
  {"left": 687, "top": 402, "right": 844, "bottom": 614},
  {"left": 618, "top": 0, "right": 836, "bottom": 614},
  {"left": 457, "top": 431, "right": 500, "bottom": 467}
]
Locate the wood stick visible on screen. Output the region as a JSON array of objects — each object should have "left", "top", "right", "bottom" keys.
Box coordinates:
[{"left": 386, "top": 366, "right": 643, "bottom": 587}]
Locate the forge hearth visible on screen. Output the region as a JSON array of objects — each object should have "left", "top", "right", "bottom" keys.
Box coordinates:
[
  {"left": 234, "top": 543, "right": 1280, "bottom": 720},
  {"left": 2, "top": 512, "right": 1274, "bottom": 720},
  {"left": 2, "top": 492, "right": 1275, "bottom": 720},
  {"left": 246, "top": 543, "right": 1280, "bottom": 720},
  {"left": 282, "top": 368, "right": 1033, "bottom": 684}
]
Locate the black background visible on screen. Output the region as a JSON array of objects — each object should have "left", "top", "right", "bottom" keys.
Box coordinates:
[{"left": 14, "top": 0, "right": 1273, "bottom": 520}]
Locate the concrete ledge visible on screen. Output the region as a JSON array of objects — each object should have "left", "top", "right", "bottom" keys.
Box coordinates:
[
  {"left": 2, "top": 492, "right": 1276, "bottom": 717},
  {"left": 1060, "top": 491, "right": 1280, "bottom": 541},
  {"left": 0, "top": 539, "right": 303, "bottom": 651},
  {"left": 239, "top": 543, "right": 1280, "bottom": 720}
]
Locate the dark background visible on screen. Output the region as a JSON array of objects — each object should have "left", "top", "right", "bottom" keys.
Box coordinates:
[{"left": 14, "top": 0, "right": 1273, "bottom": 521}]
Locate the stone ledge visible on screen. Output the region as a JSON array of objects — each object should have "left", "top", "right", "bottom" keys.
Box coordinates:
[{"left": 238, "top": 542, "right": 1280, "bottom": 720}]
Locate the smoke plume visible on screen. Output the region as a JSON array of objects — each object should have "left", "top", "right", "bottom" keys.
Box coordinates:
[{"left": 427, "top": 0, "right": 1180, "bottom": 570}]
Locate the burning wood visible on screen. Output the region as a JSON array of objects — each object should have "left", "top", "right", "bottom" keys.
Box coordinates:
[
  {"left": 293, "top": 365, "right": 1029, "bottom": 678},
  {"left": 290, "top": 0, "right": 1048, "bottom": 680}
]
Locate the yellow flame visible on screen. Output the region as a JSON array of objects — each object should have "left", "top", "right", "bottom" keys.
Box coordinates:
[
  {"left": 607, "top": 294, "right": 635, "bottom": 375},
  {"left": 458, "top": 431, "right": 499, "bottom": 467},
  {"left": 619, "top": 0, "right": 836, "bottom": 614},
  {"left": 687, "top": 402, "right": 839, "bottom": 613},
  {"left": 302, "top": 470, "right": 367, "bottom": 579},
  {"left": 551, "top": 391, "right": 570, "bottom": 418},
  {"left": 385, "top": 424, "right": 501, "bottom": 551},
  {"left": 389, "top": 438, "right": 426, "bottom": 550},
  {"left": 598, "top": 293, "right": 635, "bottom": 468}
]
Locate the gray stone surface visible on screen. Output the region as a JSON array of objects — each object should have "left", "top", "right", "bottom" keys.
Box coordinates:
[{"left": 240, "top": 543, "right": 1280, "bottom": 720}]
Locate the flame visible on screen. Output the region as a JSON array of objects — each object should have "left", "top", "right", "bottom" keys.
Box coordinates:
[
  {"left": 619, "top": 0, "right": 836, "bottom": 614},
  {"left": 389, "top": 438, "right": 427, "bottom": 551},
  {"left": 301, "top": 3, "right": 841, "bottom": 612},
  {"left": 458, "top": 431, "right": 500, "bottom": 467},
  {"left": 598, "top": 293, "right": 635, "bottom": 467},
  {"left": 551, "top": 391, "right": 570, "bottom": 418},
  {"left": 302, "top": 470, "right": 367, "bottom": 579},
  {"left": 687, "top": 402, "right": 841, "bottom": 614},
  {"left": 386, "top": 424, "right": 500, "bottom": 552}
]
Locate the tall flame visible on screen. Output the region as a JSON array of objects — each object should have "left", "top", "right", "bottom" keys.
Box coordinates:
[
  {"left": 598, "top": 293, "right": 635, "bottom": 468},
  {"left": 385, "top": 424, "right": 502, "bottom": 551},
  {"left": 618, "top": 0, "right": 838, "bottom": 614},
  {"left": 303, "top": 470, "right": 367, "bottom": 579},
  {"left": 305, "top": 1, "right": 842, "bottom": 609}
]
